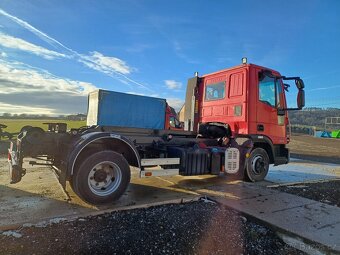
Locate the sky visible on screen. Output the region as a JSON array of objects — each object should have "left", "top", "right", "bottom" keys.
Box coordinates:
[{"left": 0, "top": 0, "right": 339, "bottom": 116}]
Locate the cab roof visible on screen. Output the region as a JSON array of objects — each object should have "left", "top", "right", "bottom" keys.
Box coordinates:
[{"left": 200, "top": 63, "right": 281, "bottom": 78}]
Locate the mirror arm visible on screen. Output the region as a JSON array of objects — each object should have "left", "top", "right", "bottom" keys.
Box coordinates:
[
  {"left": 280, "top": 76, "right": 301, "bottom": 81},
  {"left": 284, "top": 107, "right": 302, "bottom": 111}
]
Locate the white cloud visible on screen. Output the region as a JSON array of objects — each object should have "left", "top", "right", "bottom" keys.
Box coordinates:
[
  {"left": 0, "top": 59, "right": 98, "bottom": 115},
  {"left": 165, "top": 80, "right": 182, "bottom": 90},
  {"left": 166, "top": 98, "right": 184, "bottom": 111},
  {"left": 309, "top": 85, "right": 340, "bottom": 91},
  {"left": 0, "top": 8, "right": 74, "bottom": 52},
  {"left": 0, "top": 8, "right": 154, "bottom": 93},
  {"left": 126, "top": 91, "right": 159, "bottom": 97},
  {"left": 0, "top": 102, "right": 55, "bottom": 115},
  {"left": 0, "top": 60, "right": 97, "bottom": 95},
  {"left": 81, "top": 51, "right": 131, "bottom": 75},
  {"left": 1, "top": 51, "right": 7, "bottom": 57},
  {"left": 0, "top": 33, "right": 66, "bottom": 59}
]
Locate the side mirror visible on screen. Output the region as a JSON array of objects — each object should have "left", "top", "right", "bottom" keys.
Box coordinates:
[
  {"left": 297, "top": 90, "right": 305, "bottom": 109},
  {"left": 295, "top": 79, "right": 305, "bottom": 89}
]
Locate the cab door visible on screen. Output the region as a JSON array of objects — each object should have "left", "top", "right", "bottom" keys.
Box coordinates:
[{"left": 256, "top": 71, "right": 286, "bottom": 144}]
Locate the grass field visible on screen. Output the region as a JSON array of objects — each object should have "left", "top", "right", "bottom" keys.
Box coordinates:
[{"left": 0, "top": 119, "right": 86, "bottom": 133}]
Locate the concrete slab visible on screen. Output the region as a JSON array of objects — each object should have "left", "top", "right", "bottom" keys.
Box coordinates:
[
  {"left": 266, "top": 158, "right": 340, "bottom": 184},
  {"left": 0, "top": 159, "right": 93, "bottom": 228},
  {"left": 198, "top": 181, "right": 279, "bottom": 199},
  {"left": 218, "top": 190, "right": 317, "bottom": 213},
  {"left": 213, "top": 184, "right": 340, "bottom": 253},
  {"left": 268, "top": 204, "right": 340, "bottom": 250}
]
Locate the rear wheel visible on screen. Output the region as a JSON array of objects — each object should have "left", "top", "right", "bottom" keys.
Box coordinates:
[
  {"left": 20, "top": 125, "right": 32, "bottom": 133},
  {"left": 245, "top": 148, "right": 269, "bottom": 182},
  {"left": 72, "top": 150, "right": 130, "bottom": 204}
]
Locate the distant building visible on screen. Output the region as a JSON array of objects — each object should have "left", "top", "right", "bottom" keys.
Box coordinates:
[
  {"left": 66, "top": 114, "right": 87, "bottom": 121},
  {"left": 178, "top": 104, "right": 185, "bottom": 122}
]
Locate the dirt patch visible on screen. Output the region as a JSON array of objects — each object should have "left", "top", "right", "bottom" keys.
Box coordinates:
[
  {"left": 0, "top": 201, "right": 305, "bottom": 255},
  {"left": 273, "top": 180, "right": 340, "bottom": 207},
  {"left": 288, "top": 135, "right": 340, "bottom": 164}
]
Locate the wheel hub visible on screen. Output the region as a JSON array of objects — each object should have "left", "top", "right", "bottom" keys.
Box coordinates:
[
  {"left": 252, "top": 155, "right": 265, "bottom": 175},
  {"left": 93, "top": 169, "right": 108, "bottom": 182},
  {"left": 87, "top": 161, "right": 122, "bottom": 196}
]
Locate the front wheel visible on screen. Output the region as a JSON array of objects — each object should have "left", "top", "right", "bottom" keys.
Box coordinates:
[
  {"left": 245, "top": 148, "right": 269, "bottom": 182},
  {"left": 72, "top": 150, "right": 131, "bottom": 204}
]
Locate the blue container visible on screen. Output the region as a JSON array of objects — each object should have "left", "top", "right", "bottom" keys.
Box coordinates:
[
  {"left": 314, "top": 131, "right": 331, "bottom": 138},
  {"left": 87, "top": 90, "right": 166, "bottom": 129}
]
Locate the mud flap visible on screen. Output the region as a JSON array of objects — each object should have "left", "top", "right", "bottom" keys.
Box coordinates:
[{"left": 9, "top": 164, "right": 25, "bottom": 184}]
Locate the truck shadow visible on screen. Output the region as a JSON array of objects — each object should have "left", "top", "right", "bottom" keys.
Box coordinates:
[{"left": 0, "top": 184, "right": 85, "bottom": 229}]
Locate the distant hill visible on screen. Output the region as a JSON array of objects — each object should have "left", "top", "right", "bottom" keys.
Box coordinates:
[{"left": 289, "top": 108, "right": 340, "bottom": 130}]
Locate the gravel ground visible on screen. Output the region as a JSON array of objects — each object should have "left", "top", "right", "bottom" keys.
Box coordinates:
[
  {"left": 0, "top": 201, "right": 305, "bottom": 255},
  {"left": 274, "top": 180, "right": 340, "bottom": 207}
]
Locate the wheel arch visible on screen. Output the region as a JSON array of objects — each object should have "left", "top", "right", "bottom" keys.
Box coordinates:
[
  {"left": 67, "top": 132, "right": 140, "bottom": 178},
  {"left": 249, "top": 135, "right": 275, "bottom": 164}
]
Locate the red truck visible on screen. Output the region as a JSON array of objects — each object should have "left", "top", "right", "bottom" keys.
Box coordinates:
[
  {"left": 165, "top": 105, "right": 183, "bottom": 130},
  {"left": 8, "top": 60, "right": 304, "bottom": 204}
]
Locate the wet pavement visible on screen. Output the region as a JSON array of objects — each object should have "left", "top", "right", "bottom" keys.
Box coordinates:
[{"left": 266, "top": 158, "right": 340, "bottom": 184}]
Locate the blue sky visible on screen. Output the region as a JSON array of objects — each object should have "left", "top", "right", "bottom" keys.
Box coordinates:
[{"left": 0, "top": 0, "right": 339, "bottom": 115}]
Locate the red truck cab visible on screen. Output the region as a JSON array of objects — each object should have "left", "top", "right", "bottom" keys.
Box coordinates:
[
  {"left": 199, "top": 64, "right": 288, "bottom": 145},
  {"left": 184, "top": 61, "right": 305, "bottom": 171},
  {"left": 165, "top": 105, "right": 183, "bottom": 130}
]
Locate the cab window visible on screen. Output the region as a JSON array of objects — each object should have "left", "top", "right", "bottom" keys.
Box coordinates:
[
  {"left": 259, "top": 75, "right": 275, "bottom": 107},
  {"left": 205, "top": 82, "right": 225, "bottom": 101},
  {"left": 169, "top": 116, "right": 176, "bottom": 127},
  {"left": 169, "top": 116, "right": 181, "bottom": 128}
]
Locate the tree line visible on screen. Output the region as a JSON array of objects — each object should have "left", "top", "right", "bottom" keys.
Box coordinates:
[
  {"left": 0, "top": 113, "right": 87, "bottom": 121},
  {"left": 289, "top": 107, "right": 340, "bottom": 130}
]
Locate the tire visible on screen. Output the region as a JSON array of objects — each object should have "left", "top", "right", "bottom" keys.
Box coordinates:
[
  {"left": 245, "top": 148, "right": 269, "bottom": 182},
  {"left": 72, "top": 150, "right": 131, "bottom": 204},
  {"left": 20, "top": 125, "right": 32, "bottom": 133}
]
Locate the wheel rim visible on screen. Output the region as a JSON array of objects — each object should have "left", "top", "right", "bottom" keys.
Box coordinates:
[
  {"left": 251, "top": 155, "right": 267, "bottom": 175},
  {"left": 87, "top": 161, "right": 122, "bottom": 196}
]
